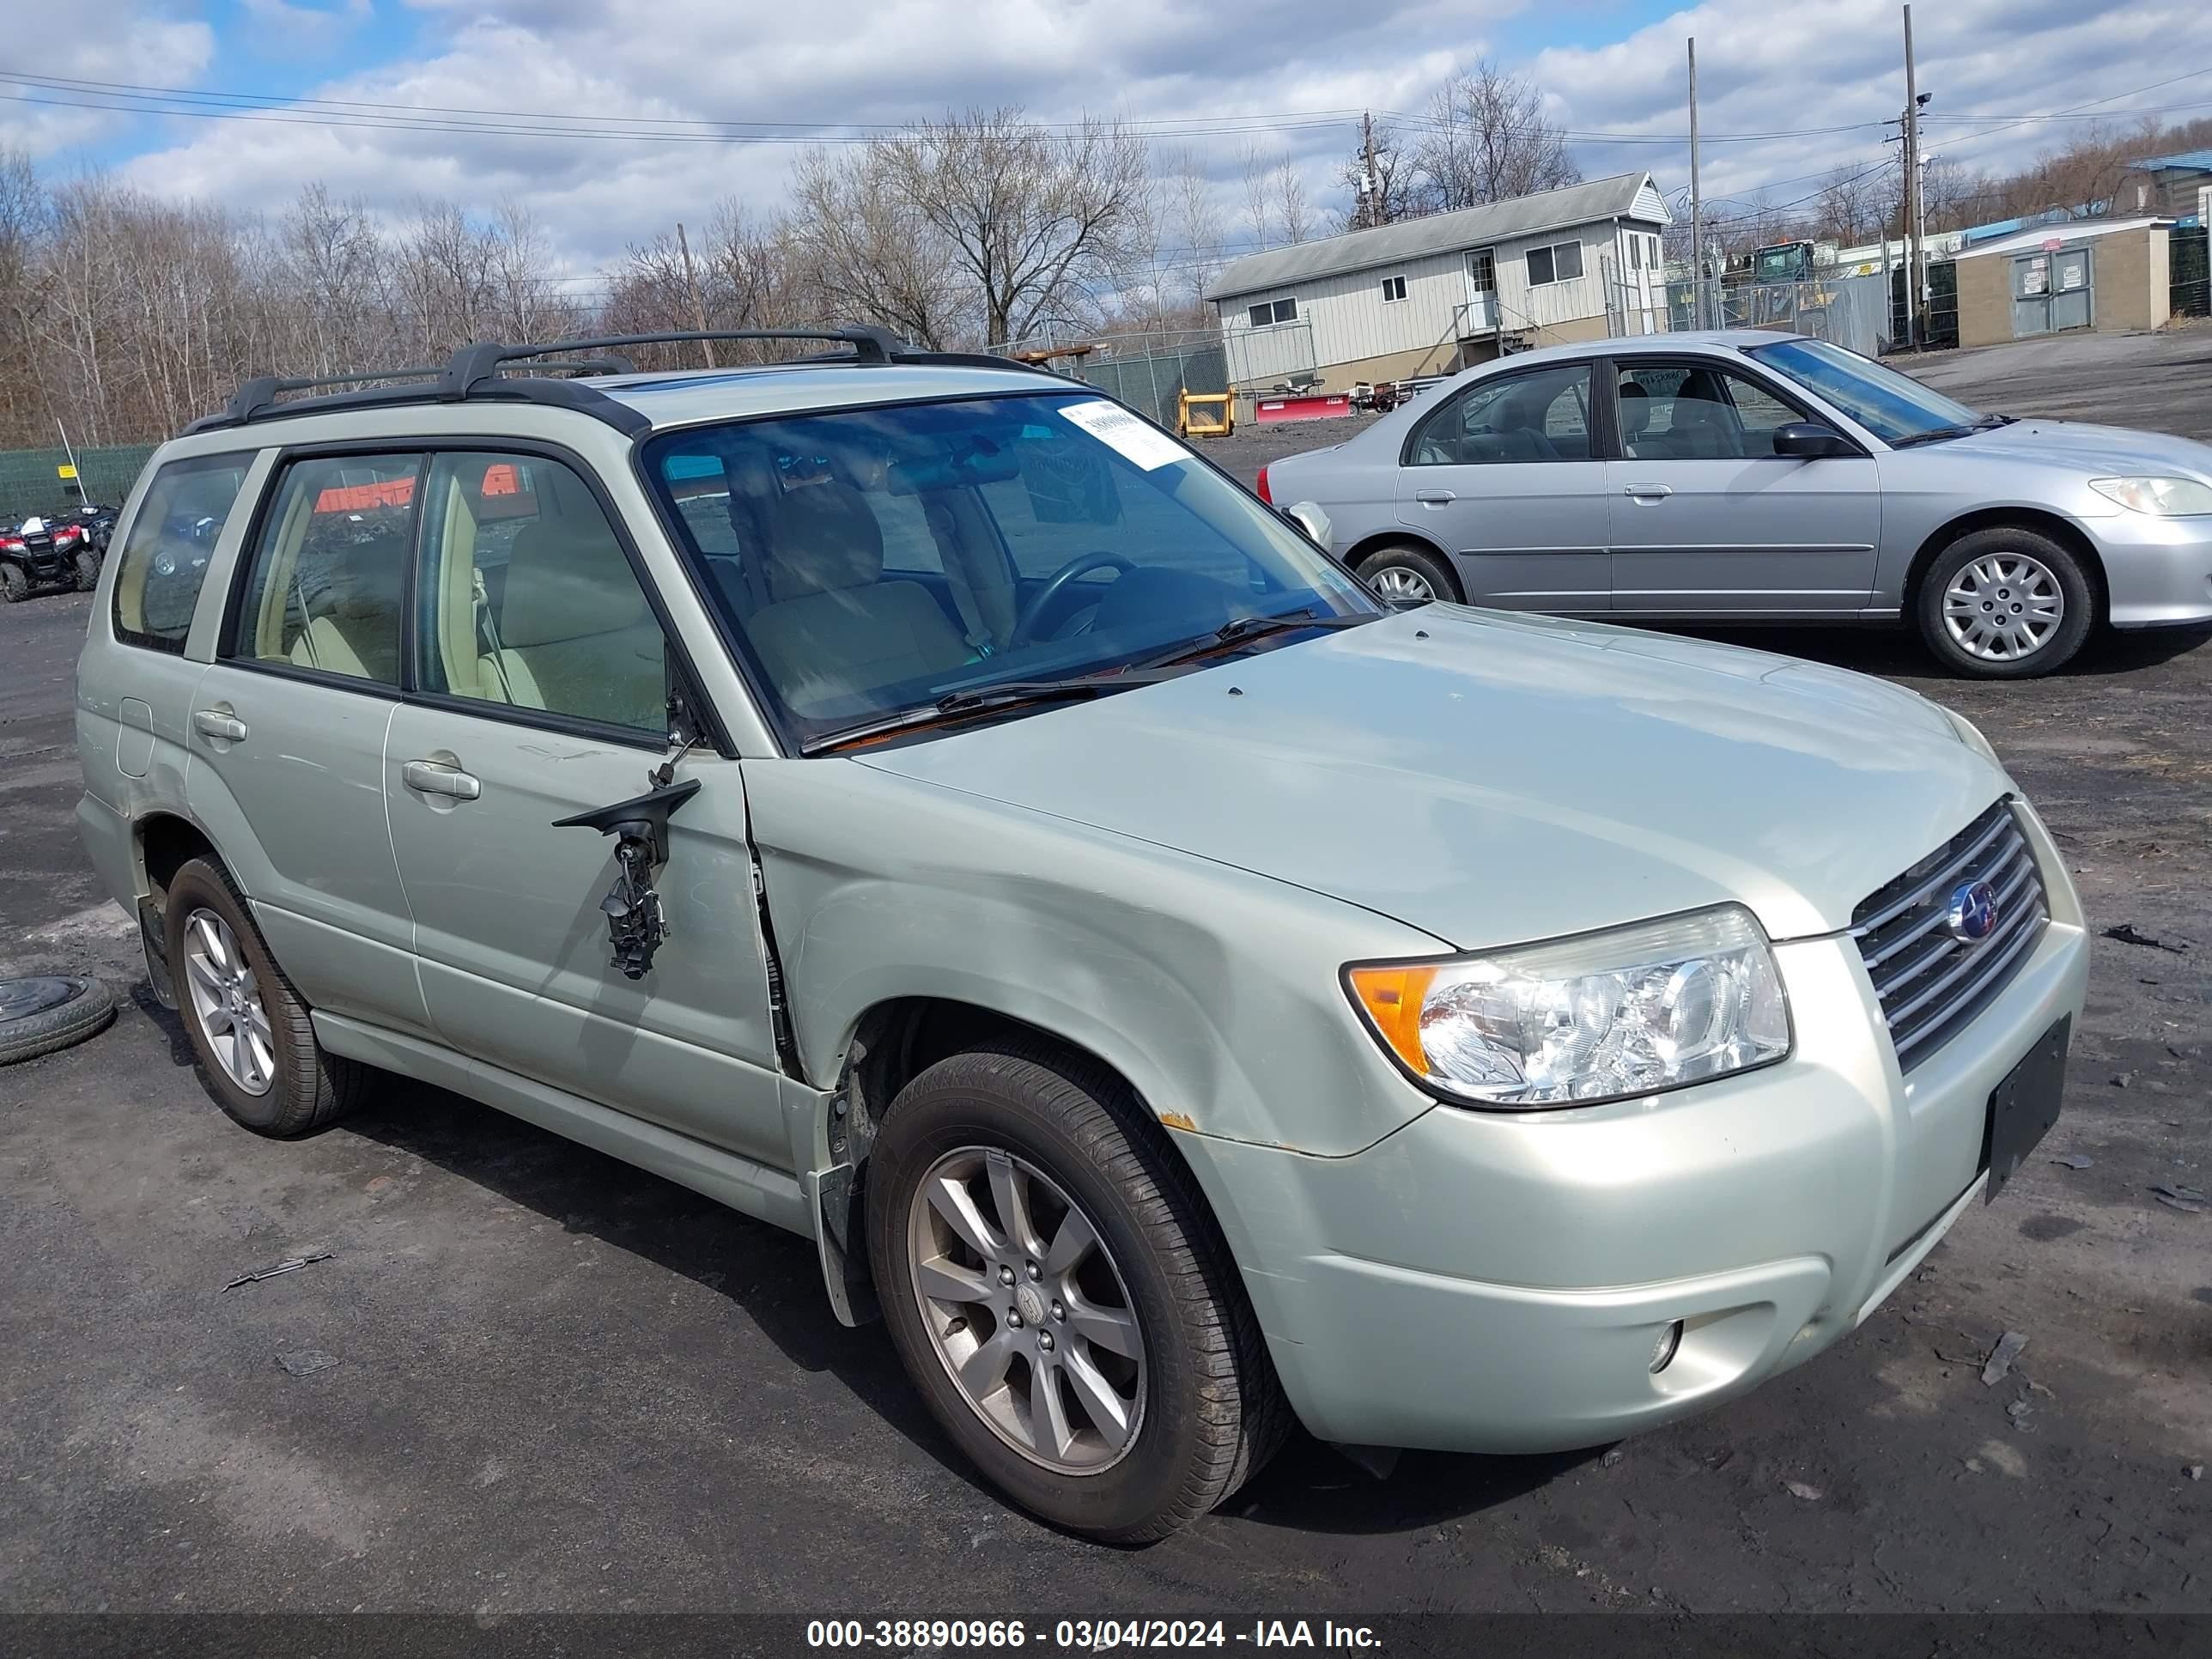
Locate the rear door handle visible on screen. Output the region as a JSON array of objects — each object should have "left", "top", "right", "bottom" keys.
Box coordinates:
[
  {"left": 1623, "top": 483, "right": 1674, "bottom": 500},
  {"left": 402, "top": 759, "right": 482, "bottom": 801},
  {"left": 1413, "top": 489, "right": 1457, "bottom": 505},
  {"left": 191, "top": 708, "right": 247, "bottom": 742}
]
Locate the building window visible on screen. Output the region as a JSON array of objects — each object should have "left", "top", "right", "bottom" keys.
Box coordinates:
[
  {"left": 1629, "top": 236, "right": 1643, "bottom": 270},
  {"left": 1247, "top": 297, "right": 1298, "bottom": 327},
  {"left": 1380, "top": 275, "right": 1407, "bottom": 303},
  {"left": 1526, "top": 240, "right": 1586, "bottom": 287}
]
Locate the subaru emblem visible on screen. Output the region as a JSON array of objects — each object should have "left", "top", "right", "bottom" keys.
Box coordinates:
[{"left": 1946, "top": 879, "right": 2001, "bottom": 943}]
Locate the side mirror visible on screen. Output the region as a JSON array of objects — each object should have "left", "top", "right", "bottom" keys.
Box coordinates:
[
  {"left": 1772, "top": 422, "right": 1855, "bottom": 459},
  {"left": 1282, "top": 500, "right": 1332, "bottom": 546}
]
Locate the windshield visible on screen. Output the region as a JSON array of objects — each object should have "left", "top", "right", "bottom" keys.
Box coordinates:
[
  {"left": 1747, "top": 336, "right": 1984, "bottom": 444},
  {"left": 643, "top": 391, "right": 1377, "bottom": 749}
]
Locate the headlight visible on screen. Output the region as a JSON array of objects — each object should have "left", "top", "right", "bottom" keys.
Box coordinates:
[
  {"left": 1345, "top": 904, "right": 1790, "bottom": 1109},
  {"left": 2087, "top": 477, "right": 2212, "bottom": 516}
]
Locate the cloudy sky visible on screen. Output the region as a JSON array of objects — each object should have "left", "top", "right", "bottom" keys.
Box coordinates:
[{"left": 5, "top": 0, "right": 2211, "bottom": 285}]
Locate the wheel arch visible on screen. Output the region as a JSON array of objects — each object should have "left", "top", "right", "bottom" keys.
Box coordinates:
[
  {"left": 1342, "top": 529, "right": 1466, "bottom": 599},
  {"left": 1904, "top": 507, "right": 2109, "bottom": 623}
]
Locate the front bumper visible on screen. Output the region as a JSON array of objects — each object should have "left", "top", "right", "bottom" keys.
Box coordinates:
[
  {"left": 2088, "top": 512, "right": 2212, "bottom": 629},
  {"left": 1174, "top": 818, "right": 2089, "bottom": 1455}
]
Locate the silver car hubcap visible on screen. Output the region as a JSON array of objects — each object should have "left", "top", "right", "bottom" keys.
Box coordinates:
[
  {"left": 182, "top": 908, "right": 274, "bottom": 1096},
  {"left": 908, "top": 1146, "right": 1146, "bottom": 1474},
  {"left": 1943, "top": 553, "right": 2064, "bottom": 661},
  {"left": 1368, "top": 564, "right": 1434, "bottom": 601}
]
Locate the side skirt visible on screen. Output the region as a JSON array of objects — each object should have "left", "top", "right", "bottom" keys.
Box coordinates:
[{"left": 312, "top": 1012, "right": 813, "bottom": 1241}]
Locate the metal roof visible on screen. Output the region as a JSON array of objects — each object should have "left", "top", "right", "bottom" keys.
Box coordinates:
[
  {"left": 1205, "top": 173, "right": 1662, "bottom": 301},
  {"left": 2133, "top": 148, "right": 2212, "bottom": 173}
]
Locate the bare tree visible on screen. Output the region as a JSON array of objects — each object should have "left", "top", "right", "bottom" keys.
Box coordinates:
[
  {"left": 1814, "top": 165, "right": 1882, "bottom": 245},
  {"left": 787, "top": 146, "right": 965, "bottom": 349},
  {"left": 1416, "top": 61, "right": 1580, "bottom": 210},
  {"left": 1271, "top": 159, "right": 1313, "bottom": 245},
  {"left": 1161, "top": 146, "right": 1226, "bottom": 309},
  {"left": 1238, "top": 142, "right": 1274, "bottom": 249},
  {"left": 874, "top": 108, "right": 1149, "bottom": 348}
]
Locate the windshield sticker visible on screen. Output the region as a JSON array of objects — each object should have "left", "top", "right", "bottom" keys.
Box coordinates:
[{"left": 1057, "top": 400, "right": 1189, "bottom": 471}]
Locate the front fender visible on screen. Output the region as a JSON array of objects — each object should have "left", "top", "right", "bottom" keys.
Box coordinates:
[{"left": 740, "top": 757, "right": 1445, "bottom": 1158}]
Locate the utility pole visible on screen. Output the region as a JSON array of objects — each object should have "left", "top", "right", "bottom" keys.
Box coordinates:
[
  {"left": 1687, "top": 37, "right": 1705, "bottom": 328},
  {"left": 676, "top": 222, "right": 715, "bottom": 368},
  {"left": 1902, "top": 4, "right": 1923, "bottom": 348},
  {"left": 1359, "top": 111, "right": 1379, "bottom": 229}
]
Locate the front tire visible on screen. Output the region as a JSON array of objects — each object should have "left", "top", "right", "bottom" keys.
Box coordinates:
[
  {"left": 1357, "top": 542, "right": 1460, "bottom": 605},
  {"left": 1916, "top": 526, "right": 2093, "bottom": 678},
  {"left": 162, "top": 856, "right": 367, "bottom": 1137},
  {"left": 867, "top": 1042, "right": 1286, "bottom": 1541},
  {"left": 74, "top": 550, "right": 100, "bottom": 592},
  {"left": 0, "top": 562, "right": 25, "bottom": 603}
]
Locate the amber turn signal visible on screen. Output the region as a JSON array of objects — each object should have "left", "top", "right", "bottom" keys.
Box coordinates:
[{"left": 1345, "top": 963, "right": 1439, "bottom": 1075}]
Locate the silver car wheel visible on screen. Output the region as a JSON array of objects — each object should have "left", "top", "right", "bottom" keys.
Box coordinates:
[
  {"left": 1942, "top": 552, "right": 2064, "bottom": 661},
  {"left": 1367, "top": 564, "right": 1434, "bottom": 602},
  {"left": 908, "top": 1146, "right": 1146, "bottom": 1474},
  {"left": 182, "top": 908, "right": 275, "bottom": 1097}
]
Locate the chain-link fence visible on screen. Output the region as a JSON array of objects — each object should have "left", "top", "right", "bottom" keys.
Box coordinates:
[
  {"left": 1889, "top": 261, "right": 1960, "bottom": 351},
  {"left": 1001, "top": 322, "right": 1318, "bottom": 428},
  {"left": 1652, "top": 274, "right": 1897, "bottom": 356},
  {"left": 2172, "top": 225, "right": 2209, "bottom": 319},
  {"left": 0, "top": 443, "right": 157, "bottom": 527}
]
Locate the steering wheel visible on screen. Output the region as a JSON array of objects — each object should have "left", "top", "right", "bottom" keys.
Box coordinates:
[{"left": 1011, "top": 550, "right": 1136, "bottom": 645}]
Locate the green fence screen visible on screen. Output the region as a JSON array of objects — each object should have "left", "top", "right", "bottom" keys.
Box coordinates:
[{"left": 0, "top": 444, "right": 160, "bottom": 526}]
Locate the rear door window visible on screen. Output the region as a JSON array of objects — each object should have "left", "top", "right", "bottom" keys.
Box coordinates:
[
  {"left": 228, "top": 455, "right": 422, "bottom": 685},
  {"left": 109, "top": 454, "right": 255, "bottom": 653}
]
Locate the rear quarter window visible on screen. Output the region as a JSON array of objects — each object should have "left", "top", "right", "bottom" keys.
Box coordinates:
[{"left": 110, "top": 454, "right": 256, "bottom": 653}]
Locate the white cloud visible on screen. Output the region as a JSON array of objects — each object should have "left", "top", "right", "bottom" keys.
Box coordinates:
[
  {"left": 238, "top": 0, "right": 373, "bottom": 57},
  {"left": 0, "top": 2, "right": 216, "bottom": 159},
  {"left": 76, "top": 0, "right": 2212, "bottom": 278}
]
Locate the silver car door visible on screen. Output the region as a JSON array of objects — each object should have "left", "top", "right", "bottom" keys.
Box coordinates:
[
  {"left": 383, "top": 449, "right": 787, "bottom": 1170},
  {"left": 185, "top": 451, "right": 431, "bottom": 1038},
  {"left": 1607, "top": 359, "right": 1881, "bottom": 616},
  {"left": 1395, "top": 361, "right": 1610, "bottom": 611}
]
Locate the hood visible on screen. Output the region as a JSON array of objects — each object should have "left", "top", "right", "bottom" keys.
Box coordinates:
[
  {"left": 1936, "top": 418, "right": 2212, "bottom": 477},
  {"left": 854, "top": 609, "right": 2009, "bottom": 950}
]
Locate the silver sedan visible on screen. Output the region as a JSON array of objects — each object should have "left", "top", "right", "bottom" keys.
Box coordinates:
[{"left": 1260, "top": 330, "right": 2212, "bottom": 677}]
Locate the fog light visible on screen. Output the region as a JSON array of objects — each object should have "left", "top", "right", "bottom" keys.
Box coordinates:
[{"left": 1650, "top": 1320, "right": 1684, "bottom": 1375}]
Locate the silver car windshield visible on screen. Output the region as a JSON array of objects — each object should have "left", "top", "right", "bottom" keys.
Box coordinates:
[
  {"left": 642, "top": 391, "right": 1377, "bottom": 748},
  {"left": 1748, "top": 337, "right": 1984, "bottom": 444}
]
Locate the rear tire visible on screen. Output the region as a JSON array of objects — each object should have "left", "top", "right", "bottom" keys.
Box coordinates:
[
  {"left": 74, "top": 550, "right": 100, "bottom": 592},
  {"left": 162, "top": 856, "right": 368, "bottom": 1137},
  {"left": 1915, "top": 526, "right": 2093, "bottom": 678},
  {"left": 867, "top": 1042, "right": 1287, "bottom": 1542},
  {"left": 1357, "top": 542, "right": 1460, "bottom": 605}
]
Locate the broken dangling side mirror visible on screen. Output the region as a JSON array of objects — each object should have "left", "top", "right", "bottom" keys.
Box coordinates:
[{"left": 551, "top": 776, "right": 703, "bottom": 979}]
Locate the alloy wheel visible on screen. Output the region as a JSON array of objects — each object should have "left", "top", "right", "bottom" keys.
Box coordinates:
[
  {"left": 1942, "top": 552, "right": 2064, "bottom": 661},
  {"left": 182, "top": 908, "right": 275, "bottom": 1096},
  {"left": 907, "top": 1146, "right": 1146, "bottom": 1474},
  {"left": 1367, "top": 565, "right": 1434, "bottom": 602}
]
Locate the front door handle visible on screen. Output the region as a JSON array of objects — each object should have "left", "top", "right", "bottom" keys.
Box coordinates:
[
  {"left": 191, "top": 707, "right": 247, "bottom": 742},
  {"left": 1413, "top": 489, "right": 1457, "bottom": 505},
  {"left": 402, "top": 759, "right": 482, "bottom": 801},
  {"left": 1623, "top": 483, "right": 1674, "bottom": 500}
]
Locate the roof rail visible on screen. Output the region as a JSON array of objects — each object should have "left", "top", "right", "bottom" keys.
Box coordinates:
[{"left": 184, "top": 325, "right": 1064, "bottom": 437}]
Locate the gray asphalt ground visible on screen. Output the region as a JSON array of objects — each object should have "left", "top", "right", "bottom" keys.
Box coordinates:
[{"left": 1, "top": 329, "right": 2207, "bottom": 1623}]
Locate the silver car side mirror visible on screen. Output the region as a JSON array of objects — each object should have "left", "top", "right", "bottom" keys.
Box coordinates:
[{"left": 1282, "top": 501, "right": 1332, "bottom": 547}]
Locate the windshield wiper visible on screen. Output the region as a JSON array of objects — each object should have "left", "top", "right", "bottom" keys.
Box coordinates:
[
  {"left": 801, "top": 672, "right": 1168, "bottom": 755},
  {"left": 1133, "top": 607, "right": 1372, "bottom": 671},
  {"left": 1888, "top": 423, "right": 1980, "bottom": 448}
]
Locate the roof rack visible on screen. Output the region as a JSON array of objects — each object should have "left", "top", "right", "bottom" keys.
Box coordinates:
[{"left": 184, "top": 325, "right": 1061, "bottom": 436}]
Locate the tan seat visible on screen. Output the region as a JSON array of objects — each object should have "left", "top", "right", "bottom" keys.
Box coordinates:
[
  {"left": 481, "top": 520, "right": 665, "bottom": 731},
  {"left": 745, "top": 481, "right": 969, "bottom": 713}
]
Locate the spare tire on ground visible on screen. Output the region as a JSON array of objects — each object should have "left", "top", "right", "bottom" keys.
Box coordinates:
[{"left": 0, "top": 976, "right": 117, "bottom": 1066}]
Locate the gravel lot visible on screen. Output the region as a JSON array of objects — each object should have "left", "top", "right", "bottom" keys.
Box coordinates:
[{"left": 2, "top": 331, "right": 2207, "bottom": 1626}]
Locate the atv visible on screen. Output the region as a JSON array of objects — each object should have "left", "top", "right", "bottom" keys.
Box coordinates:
[{"left": 1, "top": 514, "right": 101, "bottom": 602}]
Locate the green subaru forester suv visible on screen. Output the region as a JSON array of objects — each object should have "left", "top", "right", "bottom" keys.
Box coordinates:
[{"left": 76, "top": 329, "right": 2086, "bottom": 1540}]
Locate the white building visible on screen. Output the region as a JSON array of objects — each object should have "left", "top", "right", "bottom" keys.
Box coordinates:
[{"left": 1205, "top": 172, "right": 1672, "bottom": 392}]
